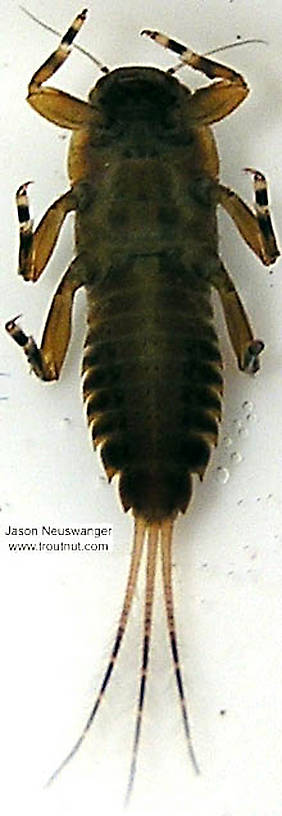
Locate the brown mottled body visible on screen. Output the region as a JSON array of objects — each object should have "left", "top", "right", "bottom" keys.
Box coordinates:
[
  {"left": 76, "top": 75, "right": 223, "bottom": 520},
  {"left": 6, "top": 11, "right": 279, "bottom": 806}
]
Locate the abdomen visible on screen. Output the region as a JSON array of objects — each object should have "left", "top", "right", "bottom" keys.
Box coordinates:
[{"left": 82, "top": 252, "right": 223, "bottom": 522}]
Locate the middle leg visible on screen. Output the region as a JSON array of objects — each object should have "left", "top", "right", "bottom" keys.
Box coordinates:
[
  {"left": 218, "top": 170, "right": 279, "bottom": 267},
  {"left": 17, "top": 185, "right": 76, "bottom": 281}
]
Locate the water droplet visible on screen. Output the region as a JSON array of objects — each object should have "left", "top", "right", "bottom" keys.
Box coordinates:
[
  {"left": 230, "top": 451, "right": 242, "bottom": 464},
  {"left": 233, "top": 419, "right": 242, "bottom": 430},
  {"left": 215, "top": 466, "right": 230, "bottom": 484},
  {"left": 242, "top": 400, "right": 254, "bottom": 412},
  {"left": 238, "top": 426, "right": 249, "bottom": 438},
  {"left": 95, "top": 474, "right": 108, "bottom": 489},
  {"left": 60, "top": 416, "right": 72, "bottom": 428},
  {"left": 246, "top": 412, "right": 257, "bottom": 423},
  {"left": 222, "top": 435, "right": 232, "bottom": 447}
]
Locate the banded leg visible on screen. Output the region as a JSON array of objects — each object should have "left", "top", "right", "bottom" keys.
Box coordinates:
[
  {"left": 6, "top": 258, "right": 84, "bottom": 380},
  {"left": 17, "top": 184, "right": 76, "bottom": 281},
  {"left": 219, "top": 170, "right": 279, "bottom": 266},
  {"left": 26, "top": 9, "right": 93, "bottom": 128},
  {"left": 142, "top": 30, "right": 248, "bottom": 124},
  {"left": 214, "top": 262, "right": 264, "bottom": 373}
]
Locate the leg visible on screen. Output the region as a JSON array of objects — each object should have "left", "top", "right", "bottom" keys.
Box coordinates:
[
  {"left": 213, "top": 262, "right": 264, "bottom": 373},
  {"left": 219, "top": 170, "right": 280, "bottom": 266},
  {"left": 142, "top": 30, "right": 248, "bottom": 124},
  {"left": 6, "top": 258, "right": 84, "bottom": 380},
  {"left": 27, "top": 10, "right": 92, "bottom": 128},
  {"left": 17, "top": 184, "right": 76, "bottom": 281}
]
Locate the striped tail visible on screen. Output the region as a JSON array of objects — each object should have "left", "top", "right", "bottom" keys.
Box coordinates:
[
  {"left": 125, "top": 517, "right": 199, "bottom": 807},
  {"left": 46, "top": 516, "right": 146, "bottom": 786},
  {"left": 47, "top": 516, "right": 198, "bottom": 805},
  {"left": 161, "top": 519, "right": 199, "bottom": 774}
]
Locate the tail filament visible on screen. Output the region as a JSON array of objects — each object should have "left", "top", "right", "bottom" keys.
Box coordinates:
[
  {"left": 47, "top": 516, "right": 146, "bottom": 786},
  {"left": 161, "top": 519, "right": 200, "bottom": 775},
  {"left": 124, "top": 523, "right": 159, "bottom": 807},
  {"left": 47, "top": 516, "right": 198, "bottom": 805}
]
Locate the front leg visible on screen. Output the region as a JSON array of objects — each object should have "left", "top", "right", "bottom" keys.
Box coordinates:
[
  {"left": 142, "top": 29, "right": 248, "bottom": 125},
  {"left": 6, "top": 258, "right": 84, "bottom": 381},
  {"left": 26, "top": 9, "right": 93, "bottom": 129}
]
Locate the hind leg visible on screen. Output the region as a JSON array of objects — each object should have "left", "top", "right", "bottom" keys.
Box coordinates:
[
  {"left": 6, "top": 258, "right": 84, "bottom": 380},
  {"left": 213, "top": 261, "right": 264, "bottom": 374}
]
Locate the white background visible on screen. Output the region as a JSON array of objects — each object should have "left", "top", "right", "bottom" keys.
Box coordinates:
[{"left": 1, "top": 1, "right": 282, "bottom": 814}]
